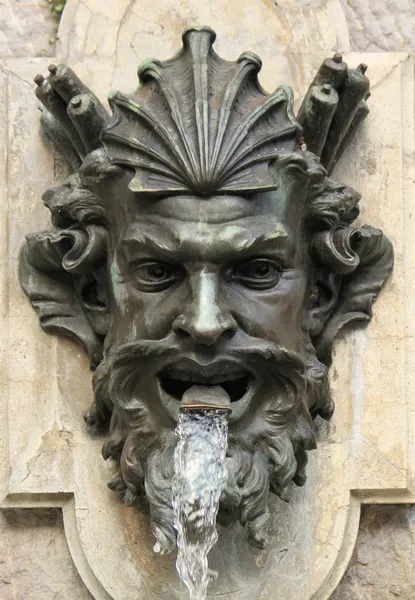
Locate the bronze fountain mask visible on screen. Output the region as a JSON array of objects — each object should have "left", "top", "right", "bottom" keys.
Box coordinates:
[{"left": 20, "top": 27, "right": 394, "bottom": 553}]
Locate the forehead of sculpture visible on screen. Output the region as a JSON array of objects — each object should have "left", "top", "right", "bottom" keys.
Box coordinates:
[
  {"left": 96, "top": 149, "right": 311, "bottom": 230},
  {"left": 138, "top": 193, "right": 284, "bottom": 222},
  {"left": 105, "top": 181, "right": 306, "bottom": 224},
  {"left": 115, "top": 191, "right": 309, "bottom": 265}
]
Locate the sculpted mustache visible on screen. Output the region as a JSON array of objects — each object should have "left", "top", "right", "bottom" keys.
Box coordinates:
[
  {"left": 105, "top": 334, "right": 306, "bottom": 374},
  {"left": 104, "top": 334, "right": 307, "bottom": 410}
]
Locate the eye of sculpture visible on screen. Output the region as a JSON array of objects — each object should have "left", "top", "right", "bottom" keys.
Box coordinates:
[{"left": 19, "top": 26, "right": 394, "bottom": 593}]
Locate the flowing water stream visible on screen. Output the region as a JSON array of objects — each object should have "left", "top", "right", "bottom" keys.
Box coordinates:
[{"left": 172, "top": 410, "right": 229, "bottom": 600}]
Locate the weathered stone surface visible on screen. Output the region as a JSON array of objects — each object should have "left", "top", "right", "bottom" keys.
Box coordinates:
[
  {"left": 0, "top": 509, "right": 92, "bottom": 599},
  {"left": 341, "top": 0, "right": 415, "bottom": 52},
  {"left": 3, "top": 0, "right": 414, "bottom": 60},
  {"left": 332, "top": 505, "right": 415, "bottom": 600},
  {"left": 0, "top": 0, "right": 58, "bottom": 58}
]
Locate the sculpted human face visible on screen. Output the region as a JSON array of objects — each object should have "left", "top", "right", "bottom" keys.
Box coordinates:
[
  {"left": 104, "top": 174, "right": 311, "bottom": 429},
  {"left": 20, "top": 31, "right": 393, "bottom": 557}
]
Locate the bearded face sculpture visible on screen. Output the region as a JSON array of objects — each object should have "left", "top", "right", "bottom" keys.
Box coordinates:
[{"left": 20, "top": 28, "right": 393, "bottom": 555}]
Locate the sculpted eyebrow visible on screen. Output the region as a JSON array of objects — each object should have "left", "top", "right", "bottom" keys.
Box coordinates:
[
  {"left": 121, "top": 233, "right": 179, "bottom": 257},
  {"left": 231, "top": 232, "right": 292, "bottom": 258},
  {"left": 235, "top": 232, "right": 287, "bottom": 250},
  {"left": 121, "top": 227, "right": 292, "bottom": 261}
]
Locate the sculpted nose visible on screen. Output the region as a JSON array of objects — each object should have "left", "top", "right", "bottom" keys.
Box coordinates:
[{"left": 172, "top": 271, "right": 237, "bottom": 345}]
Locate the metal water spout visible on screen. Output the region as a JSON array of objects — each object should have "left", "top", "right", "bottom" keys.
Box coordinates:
[{"left": 179, "top": 385, "right": 232, "bottom": 415}]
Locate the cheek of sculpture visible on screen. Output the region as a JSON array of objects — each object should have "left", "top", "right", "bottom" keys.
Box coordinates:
[
  {"left": 231, "top": 268, "right": 309, "bottom": 351},
  {"left": 106, "top": 255, "right": 160, "bottom": 344}
]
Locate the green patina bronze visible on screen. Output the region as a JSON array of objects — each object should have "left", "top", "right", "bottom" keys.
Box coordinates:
[{"left": 20, "top": 28, "right": 393, "bottom": 553}]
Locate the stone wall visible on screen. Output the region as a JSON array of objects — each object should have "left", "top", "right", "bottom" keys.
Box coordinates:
[
  {"left": 0, "top": 1, "right": 414, "bottom": 598},
  {"left": 1, "top": 0, "right": 414, "bottom": 59},
  {"left": 0, "top": 509, "right": 92, "bottom": 599},
  {"left": 333, "top": 505, "right": 415, "bottom": 600},
  {"left": 0, "top": 0, "right": 59, "bottom": 58}
]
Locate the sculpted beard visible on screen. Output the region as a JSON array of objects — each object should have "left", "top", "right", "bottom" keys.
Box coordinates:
[{"left": 91, "top": 334, "right": 332, "bottom": 554}]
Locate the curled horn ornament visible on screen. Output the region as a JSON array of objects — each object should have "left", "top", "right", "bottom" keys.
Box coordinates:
[{"left": 311, "top": 225, "right": 363, "bottom": 275}]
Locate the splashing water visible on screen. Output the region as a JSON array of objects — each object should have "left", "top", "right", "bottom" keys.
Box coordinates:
[{"left": 172, "top": 410, "right": 229, "bottom": 600}]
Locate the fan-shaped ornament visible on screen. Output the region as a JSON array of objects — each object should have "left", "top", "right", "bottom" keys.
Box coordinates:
[{"left": 102, "top": 27, "right": 302, "bottom": 196}]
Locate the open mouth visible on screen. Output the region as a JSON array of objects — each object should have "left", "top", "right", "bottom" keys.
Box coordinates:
[
  {"left": 160, "top": 370, "right": 251, "bottom": 403},
  {"left": 157, "top": 359, "right": 257, "bottom": 421}
]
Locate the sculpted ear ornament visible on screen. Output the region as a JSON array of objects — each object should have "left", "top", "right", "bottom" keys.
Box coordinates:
[{"left": 20, "top": 27, "right": 394, "bottom": 556}]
